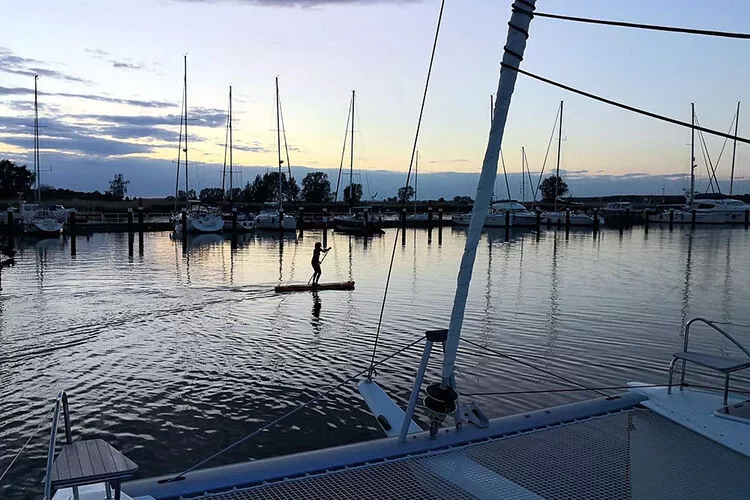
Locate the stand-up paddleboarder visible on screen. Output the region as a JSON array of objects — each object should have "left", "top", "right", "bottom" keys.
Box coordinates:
[{"left": 311, "top": 242, "right": 331, "bottom": 286}]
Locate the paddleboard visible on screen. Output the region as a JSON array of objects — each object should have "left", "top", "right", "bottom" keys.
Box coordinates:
[{"left": 274, "top": 281, "right": 355, "bottom": 293}]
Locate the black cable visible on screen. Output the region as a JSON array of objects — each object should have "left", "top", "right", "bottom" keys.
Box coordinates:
[
  {"left": 533, "top": 11, "right": 750, "bottom": 39},
  {"left": 170, "top": 336, "right": 425, "bottom": 482},
  {"left": 366, "top": 0, "right": 446, "bottom": 379},
  {"left": 462, "top": 338, "right": 608, "bottom": 396},
  {"left": 504, "top": 64, "right": 750, "bottom": 145}
]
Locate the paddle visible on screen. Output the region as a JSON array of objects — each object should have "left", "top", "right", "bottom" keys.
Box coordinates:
[{"left": 307, "top": 248, "right": 331, "bottom": 285}]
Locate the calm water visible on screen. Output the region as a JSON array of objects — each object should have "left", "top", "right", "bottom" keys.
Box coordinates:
[{"left": 2, "top": 226, "right": 749, "bottom": 498}]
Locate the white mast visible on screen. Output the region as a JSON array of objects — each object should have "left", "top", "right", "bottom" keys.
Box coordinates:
[
  {"left": 33, "top": 75, "right": 40, "bottom": 204},
  {"left": 441, "top": 0, "right": 537, "bottom": 387},
  {"left": 554, "top": 100, "right": 563, "bottom": 211},
  {"left": 276, "top": 77, "right": 283, "bottom": 212}
]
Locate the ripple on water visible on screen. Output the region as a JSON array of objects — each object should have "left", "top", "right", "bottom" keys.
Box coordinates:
[{"left": 1, "top": 227, "right": 750, "bottom": 498}]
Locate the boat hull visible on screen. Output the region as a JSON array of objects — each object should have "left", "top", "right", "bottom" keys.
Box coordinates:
[
  {"left": 650, "top": 209, "right": 749, "bottom": 224},
  {"left": 452, "top": 213, "right": 538, "bottom": 227},
  {"left": 24, "top": 218, "right": 63, "bottom": 236},
  {"left": 539, "top": 211, "right": 604, "bottom": 227},
  {"left": 254, "top": 213, "right": 297, "bottom": 231}
]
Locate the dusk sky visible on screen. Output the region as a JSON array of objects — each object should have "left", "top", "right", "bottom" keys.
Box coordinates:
[{"left": 1, "top": 0, "right": 749, "bottom": 198}]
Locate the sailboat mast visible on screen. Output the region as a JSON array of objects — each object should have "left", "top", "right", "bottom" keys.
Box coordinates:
[
  {"left": 229, "top": 85, "right": 233, "bottom": 200},
  {"left": 554, "top": 100, "right": 563, "bottom": 211},
  {"left": 276, "top": 77, "right": 283, "bottom": 210},
  {"left": 730, "top": 101, "right": 740, "bottom": 196},
  {"left": 441, "top": 0, "right": 537, "bottom": 386},
  {"left": 184, "top": 55, "right": 189, "bottom": 210},
  {"left": 350, "top": 90, "right": 355, "bottom": 209},
  {"left": 690, "top": 102, "right": 695, "bottom": 205},
  {"left": 34, "top": 75, "right": 40, "bottom": 204}
]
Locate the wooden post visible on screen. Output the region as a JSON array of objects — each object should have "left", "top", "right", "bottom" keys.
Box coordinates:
[
  {"left": 691, "top": 209, "right": 696, "bottom": 227},
  {"left": 137, "top": 206, "right": 144, "bottom": 255},
  {"left": 181, "top": 209, "right": 188, "bottom": 250},
  {"left": 322, "top": 208, "right": 328, "bottom": 247},
  {"left": 745, "top": 209, "right": 749, "bottom": 229},
  {"left": 642, "top": 209, "right": 649, "bottom": 233},
  {"left": 504, "top": 210, "right": 510, "bottom": 228},
  {"left": 427, "top": 206, "right": 433, "bottom": 228},
  {"left": 401, "top": 208, "right": 407, "bottom": 246},
  {"left": 363, "top": 207, "right": 369, "bottom": 234},
  {"left": 669, "top": 209, "right": 674, "bottom": 229},
  {"left": 438, "top": 207, "right": 443, "bottom": 226},
  {"left": 69, "top": 210, "right": 76, "bottom": 256},
  {"left": 535, "top": 209, "right": 541, "bottom": 229},
  {"left": 593, "top": 210, "right": 599, "bottom": 233},
  {"left": 231, "top": 207, "right": 238, "bottom": 248},
  {"left": 127, "top": 208, "right": 134, "bottom": 257},
  {"left": 565, "top": 209, "right": 571, "bottom": 229},
  {"left": 625, "top": 207, "right": 631, "bottom": 228},
  {"left": 6, "top": 208, "right": 13, "bottom": 239},
  {"left": 297, "top": 206, "right": 304, "bottom": 235}
]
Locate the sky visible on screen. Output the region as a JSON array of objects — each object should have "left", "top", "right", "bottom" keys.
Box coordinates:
[{"left": 1, "top": 0, "right": 749, "bottom": 198}]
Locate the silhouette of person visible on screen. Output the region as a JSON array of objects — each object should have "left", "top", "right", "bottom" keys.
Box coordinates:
[{"left": 311, "top": 242, "right": 331, "bottom": 286}]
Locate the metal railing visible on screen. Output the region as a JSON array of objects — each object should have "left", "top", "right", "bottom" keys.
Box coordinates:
[
  {"left": 43, "top": 391, "right": 72, "bottom": 500},
  {"left": 679, "top": 317, "right": 750, "bottom": 388}
]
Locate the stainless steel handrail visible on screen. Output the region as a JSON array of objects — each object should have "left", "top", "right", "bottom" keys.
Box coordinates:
[
  {"left": 680, "top": 317, "right": 750, "bottom": 387},
  {"left": 43, "top": 391, "right": 72, "bottom": 500}
]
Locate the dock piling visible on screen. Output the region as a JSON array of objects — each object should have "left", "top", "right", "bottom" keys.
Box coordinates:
[
  {"left": 401, "top": 208, "right": 407, "bottom": 246},
  {"left": 669, "top": 209, "right": 674, "bottom": 230},
  {"left": 127, "top": 208, "right": 134, "bottom": 257},
  {"left": 6, "top": 208, "right": 13, "bottom": 240},
  {"left": 565, "top": 209, "right": 571, "bottom": 230},
  {"left": 297, "top": 206, "right": 304, "bottom": 237},
  {"left": 137, "top": 207, "right": 144, "bottom": 255},
  {"left": 69, "top": 210, "right": 77, "bottom": 256},
  {"left": 593, "top": 210, "right": 599, "bottom": 233},
  {"left": 691, "top": 209, "right": 696, "bottom": 228},
  {"left": 745, "top": 209, "right": 749, "bottom": 229},
  {"left": 427, "top": 206, "right": 433, "bottom": 228},
  {"left": 181, "top": 209, "right": 188, "bottom": 251},
  {"left": 231, "top": 207, "right": 238, "bottom": 248}
]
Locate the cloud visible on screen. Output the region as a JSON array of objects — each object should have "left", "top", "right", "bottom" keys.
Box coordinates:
[
  {"left": 0, "top": 47, "right": 89, "bottom": 83},
  {"left": 85, "top": 49, "right": 110, "bottom": 56},
  {"left": 112, "top": 60, "right": 145, "bottom": 70},
  {"left": 427, "top": 158, "right": 469, "bottom": 164},
  {"left": 0, "top": 85, "right": 173, "bottom": 109}
]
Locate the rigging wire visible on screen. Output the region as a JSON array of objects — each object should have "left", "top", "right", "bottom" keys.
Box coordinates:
[
  {"left": 499, "top": 149, "right": 512, "bottom": 200},
  {"left": 462, "top": 338, "right": 608, "bottom": 397},
  {"left": 278, "top": 94, "right": 293, "bottom": 184},
  {"left": 694, "top": 113, "right": 721, "bottom": 193},
  {"left": 168, "top": 336, "right": 425, "bottom": 482},
  {"left": 503, "top": 64, "right": 750, "bottom": 145},
  {"left": 366, "top": 0, "right": 446, "bottom": 379},
  {"left": 221, "top": 92, "right": 230, "bottom": 195},
  {"left": 532, "top": 11, "right": 750, "bottom": 39},
  {"left": 0, "top": 405, "right": 54, "bottom": 484}
]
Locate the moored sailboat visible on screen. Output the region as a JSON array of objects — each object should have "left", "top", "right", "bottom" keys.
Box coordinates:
[
  {"left": 173, "top": 56, "right": 224, "bottom": 235},
  {"left": 23, "top": 76, "right": 64, "bottom": 237},
  {"left": 254, "top": 77, "right": 297, "bottom": 231}
]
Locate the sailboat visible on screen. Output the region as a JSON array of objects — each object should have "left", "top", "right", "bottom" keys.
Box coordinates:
[
  {"left": 406, "top": 152, "right": 430, "bottom": 223},
  {"left": 332, "top": 90, "right": 384, "bottom": 235},
  {"left": 22, "top": 75, "right": 64, "bottom": 237},
  {"left": 652, "top": 103, "right": 749, "bottom": 224},
  {"left": 254, "top": 77, "right": 297, "bottom": 231},
  {"left": 37, "top": 4, "right": 750, "bottom": 500},
  {"left": 539, "top": 101, "right": 603, "bottom": 227},
  {"left": 220, "top": 86, "right": 254, "bottom": 232},
  {"left": 173, "top": 56, "right": 224, "bottom": 234}
]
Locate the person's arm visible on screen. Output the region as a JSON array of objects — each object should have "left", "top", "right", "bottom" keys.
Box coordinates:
[{"left": 323, "top": 247, "right": 331, "bottom": 252}]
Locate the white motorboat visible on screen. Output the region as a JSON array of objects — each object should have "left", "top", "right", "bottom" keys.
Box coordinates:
[
  {"left": 652, "top": 197, "right": 750, "bottom": 224},
  {"left": 539, "top": 210, "right": 604, "bottom": 227},
  {"left": 453, "top": 200, "right": 538, "bottom": 227},
  {"left": 254, "top": 203, "right": 296, "bottom": 231}
]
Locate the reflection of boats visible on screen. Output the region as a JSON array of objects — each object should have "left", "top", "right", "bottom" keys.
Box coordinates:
[
  {"left": 172, "top": 56, "right": 224, "bottom": 235},
  {"left": 170, "top": 232, "right": 224, "bottom": 248},
  {"left": 39, "top": 5, "right": 750, "bottom": 500},
  {"left": 452, "top": 200, "right": 537, "bottom": 227},
  {"left": 254, "top": 77, "right": 297, "bottom": 231},
  {"left": 23, "top": 76, "right": 63, "bottom": 237}
]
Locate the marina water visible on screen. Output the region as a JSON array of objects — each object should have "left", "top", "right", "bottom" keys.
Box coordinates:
[{"left": 2, "top": 226, "right": 749, "bottom": 498}]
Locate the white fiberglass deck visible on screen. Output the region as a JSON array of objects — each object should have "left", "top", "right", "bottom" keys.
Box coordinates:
[{"left": 188, "top": 408, "right": 750, "bottom": 500}]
